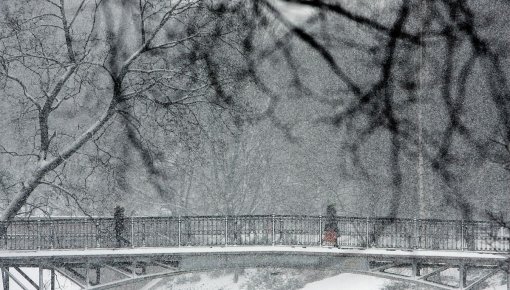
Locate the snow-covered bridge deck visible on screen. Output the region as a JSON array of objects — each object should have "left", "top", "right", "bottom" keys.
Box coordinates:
[{"left": 1, "top": 246, "right": 508, "bottom": 265}]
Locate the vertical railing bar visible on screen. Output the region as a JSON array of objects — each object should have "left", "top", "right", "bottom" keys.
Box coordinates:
[
  {"left": 142, "top": 220, "right": 146, "bottom": 247},
  {"left": 366, "top": 217, "right": 369, "bottom": 248},
  {"left": 461, "top": 220, "right": 464, "bottom": 251},
  {"left": 271, "top": 214, "right": 275, "bottom": 246},
  {"left": 178, "top": 216, "right": 181, "bottom": 247},
  {"left": 95, "top": 221, "right": 100, "bottom": 248},
  {"left": 37, "top": 220, "right": 41, "bottom": 251},
  {"left": 2, "top": 222, "right": 6, "bottom": 250},
  {"left": 225, "top": 216, "right": 228, "bottom": 246},
  {"left": 319, "top": 216, "right": 323, "bottom": 247},
  {"left": 82, "top": 220, "right": 87, "bottom": 250},
  {"left": 279, "top": 216, "right": 283, "bottom": 245},
  {"left": 130, "top": 217, "right": 135, "bottom": 248},
  {"left": 50, "top": 220, "right": 54, "bottom": 250}
]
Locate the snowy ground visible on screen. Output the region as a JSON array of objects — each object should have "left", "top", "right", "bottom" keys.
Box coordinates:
[
  {"left": 3, "top": 268, "right": 509, "bottom": 290},
  {"left": 299, "top": 273, "right": 391, "bottom": 290}
]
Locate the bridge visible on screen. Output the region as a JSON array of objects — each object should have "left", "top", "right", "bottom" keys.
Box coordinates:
[{"left": 0, "top": 215, "right": 509, "bottom": 290}]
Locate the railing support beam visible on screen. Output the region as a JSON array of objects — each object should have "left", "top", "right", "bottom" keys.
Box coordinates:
[{"left": 13, "top": 267, "right": 39, "bottom": 289}]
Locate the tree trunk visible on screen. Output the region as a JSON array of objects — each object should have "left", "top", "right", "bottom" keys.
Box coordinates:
[{"left": 0, "top": 98, "right": 118, "bottom": 237}]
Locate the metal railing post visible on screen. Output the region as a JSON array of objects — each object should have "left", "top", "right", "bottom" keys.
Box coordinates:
[
  {"left": 461, "top": 220, "right": 464, "bottom": 251},
  {"left": 83, "top": 220, "right": 87, "bottom": 250},
  {"left": 225, "top": 216, "right": 228, "bottom": 246},
  {"left": 142, "top": 221, "right": 146, "bottom": 247},
  {"left": 1, "top": 222, "right": 6, "bottom": 249},
  {"left": 413, "top": 218, "right": 418, "bottom": 249},
  {"left": 50, "top": 221, "right": 55, "bottom": 249},
  {"left": 272, "top": 214, "right": 275, "bottom": 246},
  {"left": 95, "top": 221, "right": 100, "bottom": 248},
  {"left": 279, "top": 217, "right": 284, "bottom": 245},
  {"left": 319, "top": 215, "right": 323, "bottom": 247},
  {"left": 131, "top": 217, "right": 135, "bottom": 248},
  {"left": 178, "top": 216, "right": 182, "bottom": 247},
  {"left": 37, "top": 220, "right": 41, "bottom": 250},
  {"left": 366, "top": 217, "right": 370, "bottom": 248}
]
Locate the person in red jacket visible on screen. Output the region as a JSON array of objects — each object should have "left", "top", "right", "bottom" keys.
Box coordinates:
[{"left": 323, "top": 204, "right": 339, "bottom": 247}]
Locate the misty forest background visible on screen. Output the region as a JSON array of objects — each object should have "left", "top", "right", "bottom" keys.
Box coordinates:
[{"left": 0, "top": 0, "right": 509, "bottom": 223}]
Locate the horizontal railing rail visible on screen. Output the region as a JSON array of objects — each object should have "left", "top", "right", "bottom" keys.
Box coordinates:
[{"left": 0, "top": 215, "right": 508, "bottom": 252}]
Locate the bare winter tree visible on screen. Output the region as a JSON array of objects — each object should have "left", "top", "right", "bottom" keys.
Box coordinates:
[
  {"left": 0, "top": 0, "right": 252, "bottom": 232},
  {"left": 2, "top": 0, "right": 510, "bottom": 239},
  {"left": 231, "top": 0, "right": 510, "bottom": 222}
]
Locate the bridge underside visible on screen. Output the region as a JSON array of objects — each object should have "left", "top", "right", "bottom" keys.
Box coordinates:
[{"left": 1, "top": 247, "right": 509, "bottom": 290}]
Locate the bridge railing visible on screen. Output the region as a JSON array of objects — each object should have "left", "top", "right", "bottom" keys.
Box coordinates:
[{"left": 0, "top": 216, "right": 509, "bottom": 252}]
